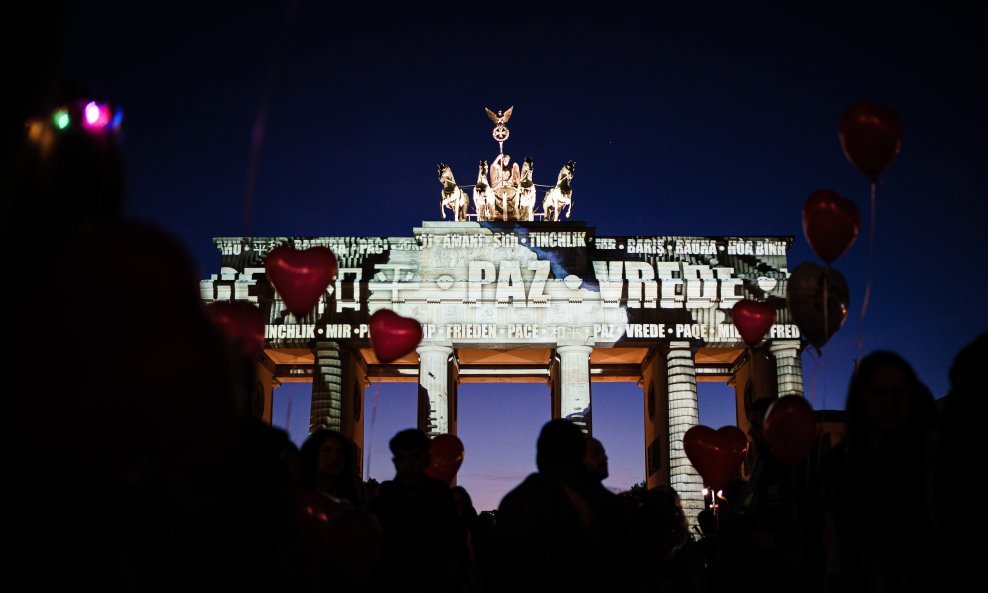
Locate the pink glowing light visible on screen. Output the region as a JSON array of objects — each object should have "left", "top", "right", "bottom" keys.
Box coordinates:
[{"left": 82, "top": 101, "right": 111, "bottom": 130}]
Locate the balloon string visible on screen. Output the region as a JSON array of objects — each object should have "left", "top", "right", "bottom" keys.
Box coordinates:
[
  {"left": 284, "top": 389, "right": 293, "bottom": 434},
  {"left": 243, "top": 0, "right": 299, "bottom": 236},
  {"left": 715, "top": 503, "right": 721, "bottom": 589},
  {"left": 366, "top": 383, "right": 380, "bottom": 478},
  {"left": 809, "top": 348, "right": 819, "bottom": 407},
  {"left": 822, "top": 266, "right": 830, "bottom": 358},
  {"left": 793, "top": 469, "right": 806, "bottom": 581},
  {"left": 857, "top": 179, "right": 878, "bottom": 353}
]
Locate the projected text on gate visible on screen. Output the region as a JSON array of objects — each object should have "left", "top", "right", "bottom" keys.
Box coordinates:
[{"left": 205, "top": 229, "right": 797, "bottom": 346}]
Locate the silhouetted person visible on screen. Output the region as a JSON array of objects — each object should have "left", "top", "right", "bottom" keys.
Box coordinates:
[
  {"left": 5, "top": 219, "right": 315, "bottom": 592},
  {"left": 821, "top": 351, "right": 937, "bottom": 593},
  {"left": 495, "top": 420, "right": 599, "bottom": 593},
  {"left": 299, "top": 429, "right": 366, "bottom": 505},
  {"left": 622, "top": 485, "right": 705, "bottom": 593},
  {"left": 736, "top": 395, "right": 804, "bottom": 592},
  {"left": 1, "top": 54, "right": 308, "bottom": 588},
  {"left": 297, "top": 429, "right": 380, "bottom": 592},
  {"left": 427, "top": 433, "right": 489, "bottom": 592},
  {"left": 372, "top": 429, "right": 467, "bottom": 593},
  {"left": 580, "top": 436, "right": 635, "bottom": 590},
  {"left": 934, "top": 333, "right": 988, "bottom": 592}
]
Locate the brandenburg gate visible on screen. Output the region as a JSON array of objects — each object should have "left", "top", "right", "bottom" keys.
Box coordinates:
[{"left": 200, "top": 109, "right": 804, "bottom": 518}]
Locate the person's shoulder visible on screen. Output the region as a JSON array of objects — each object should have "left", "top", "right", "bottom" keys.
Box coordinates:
[
  {"left": 420, "top": 476, "right": 456, "bottom": 498},
  {"left": 372, "top": 479, "right": 399, "bottom": 500},
  {"left": 499, "top": 473, "right": 542, "bottom": 503}
]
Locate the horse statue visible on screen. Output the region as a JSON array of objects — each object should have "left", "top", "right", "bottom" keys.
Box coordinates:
[
  {"left": 438, "top": 163, "right": 469, "bottom": 221},
  {"left": 542, "top": 160, "right": 575, "bottom": 221},
  {"left": 517, "top": 157, "right": 536, "bottom": 221},
  {"left": 472, "top": 160, "right": 496, "bottom": 221}
]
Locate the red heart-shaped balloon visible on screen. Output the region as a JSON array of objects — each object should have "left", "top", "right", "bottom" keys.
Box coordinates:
[
  {"left": 683, "top": 425, "right": 748, "bottom": 490},
  {"left": 207, "top": 301, "right": 266, "bottom": 358},
  {"left": 732, "top": 299, "right": 776, "bottom": 347},
  {"left": 839, "top": 100, "right": 903, "bottom": 179},
  {"left": 427, "top": 434, "right": 465, "bottom": 487},
  {"left": 265, "top": 245, "right": 338, "bottom": 318},
  {"left": 763, "top": 396, "right": 818, "bottom": 466},
  {"left": 803, "top": 189, "right": 860, "bottom": 264},
  {"left": 369, "top": 309, "right": 423, "bottom": 363}
]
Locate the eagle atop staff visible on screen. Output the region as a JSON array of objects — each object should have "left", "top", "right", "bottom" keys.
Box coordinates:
[{"left": 485, "top": 106, "right": 513, "bottom": 125}]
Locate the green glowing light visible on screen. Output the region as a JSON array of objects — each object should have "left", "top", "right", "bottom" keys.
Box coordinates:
[{"left": 54, "top": 110, "right": 70, "bottom": 130}]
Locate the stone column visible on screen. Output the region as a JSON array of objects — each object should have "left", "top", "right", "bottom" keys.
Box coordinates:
[
  {"left": 557, "top": 344, "right": 593, "bottom": 434},
  {"left": 340, "top": 352, "right": 368, "bottom": 477},
  {"left": 667, "top": 341, "right": 703, "bottom": 522},
  {"left": 417, "top": 343, "right": 454, "bottom": 437},
  {"left": 770, "top": 339, "right": 804, "bottom": 397},
  {"left": 549, "top": 354, "right": 562, "bottom": 420},
  {"left": 310, "top": 341, "right": 343, "bottom": 432},
  {"left": 642, "top": 347, "right": 671, "bottom": 490}
]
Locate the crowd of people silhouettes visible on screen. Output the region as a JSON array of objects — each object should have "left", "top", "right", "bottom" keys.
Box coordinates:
[{"left": 3, "top": 16, "right": 986, "bottom": 591}]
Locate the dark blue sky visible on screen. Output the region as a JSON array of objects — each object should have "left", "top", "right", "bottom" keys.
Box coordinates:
[{"left": 61, "top": 3, "right": 986, "bottom": 508}]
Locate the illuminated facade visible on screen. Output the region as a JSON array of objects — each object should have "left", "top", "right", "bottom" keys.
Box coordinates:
[{"left": 201, "top": 222, "right": 803, "bottom": 519}]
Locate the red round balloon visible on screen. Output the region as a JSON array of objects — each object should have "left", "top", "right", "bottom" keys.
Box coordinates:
[
  {"left": 763, "top": 396, "right": 818, "bottom": 466},
  {"left": 683, "top": 425, "right": 748, "bottom": 490},
  {"left": 369, "top": 309, "right": 423, "bottom": 363},
  {"left": 732, "top": 300, "right": 776, "bottom": 347},
  {"left": 803, "top": 189, "right": 860, "bottom": 264},
  {"left": 839, "top": 101, "right": 903, "bottom": 178},
  {"left": 207, "top": 301, "right": 266, "bottom": 358},
  {"left": 427, "top": 433, "right": 465, "bottom": 486},
  {"left": 265, "top": 245, "right": 338, "bottom": 318}
]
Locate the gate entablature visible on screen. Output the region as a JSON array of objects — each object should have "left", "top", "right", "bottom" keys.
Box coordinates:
[{"left": 202, "top": 221, "right": 798, "bottom": 352}]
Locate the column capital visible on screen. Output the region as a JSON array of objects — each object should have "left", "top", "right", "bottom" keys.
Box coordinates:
[
  {"left": 556, "top": 343, "right": 593, "bottom": 357},
  {"left": 663, "top": 340, "right": 700, "bottom": 357},
  {"left": 416, "top": 342, "right": 454, "bottom": 356},
  {"left": 768, "top": 339, "right": 802, "bottom": 355}
]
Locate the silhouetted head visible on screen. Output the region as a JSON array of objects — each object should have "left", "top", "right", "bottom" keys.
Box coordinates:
[
  {"left": 697, "top": 508, "right": 717, "bottom": 536},
  {"left": 583, "top": 437, "right": 609, "bottom": 482},
  {"left": 948, "top": 333, "right": 986, "bottom": 400},
  {"left": 845, "top": 351, "right": 935, "bottom": 447},
  {"left": 626, "top": 485, "right": 688, "bottom": 556},
  {"left": 536, "top": 420, "right": 586, "bottom": 480},
  {"left": 389, "top": 428, "right": 431, "bottom": 482},
  {"left": 748, "top": 395, "right": 778, "bottom": 446},
  {"left": 299, "top": 429, "right": 358, "bottom": 492}
]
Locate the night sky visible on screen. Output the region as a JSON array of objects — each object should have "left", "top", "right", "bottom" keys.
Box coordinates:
[{"left": 58, "top": 3, "right": 986, "bottom": 510}]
